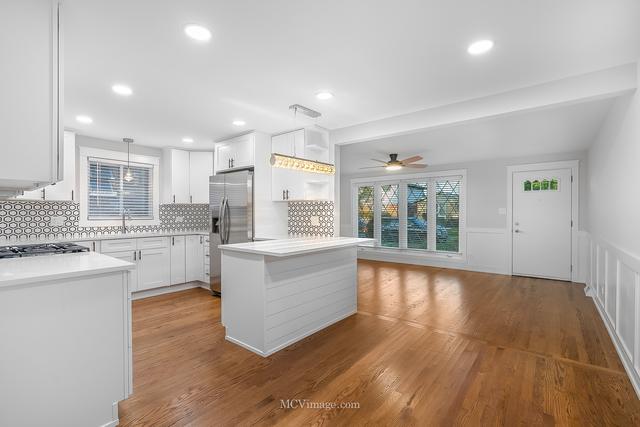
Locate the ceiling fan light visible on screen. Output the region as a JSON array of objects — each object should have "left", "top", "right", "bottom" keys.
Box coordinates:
[{"left": 386, "top": 164, "right": 402, "bottom": 171}]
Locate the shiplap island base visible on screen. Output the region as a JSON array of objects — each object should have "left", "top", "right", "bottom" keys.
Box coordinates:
[{"left": 220, "top": 237, "right": 373, "bottom": 356}]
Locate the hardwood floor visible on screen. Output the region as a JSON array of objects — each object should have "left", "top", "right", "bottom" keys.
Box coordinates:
[{"left": 119, "top": 260, "right": 640, "bottom": 426}]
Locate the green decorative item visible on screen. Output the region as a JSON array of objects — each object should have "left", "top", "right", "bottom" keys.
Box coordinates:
[
  {"left": 532, "top": 180, "right": 541, "bottom": 191},
  {"left": 541, "top": 179, "right": 549, "bottom": 190},
  {"left": 523, "top": 180, "right": 532, "bottom": 191},
  {"left": 550, "top": 178, "right": 559, "bottom": 190}
]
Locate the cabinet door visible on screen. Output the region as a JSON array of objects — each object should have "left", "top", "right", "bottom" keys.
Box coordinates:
[
  {"left": 138, "top": 247, "right": 171, "bottom": 290},
  {"left": 45, "top": 132, "right": 76, "bottom": 201},
  {"left": 189, "top": 152, "right": 213, "bottom": 203},
  {"left": 271, "top": 133, "right": 292, "bottom": 156},
  {"left": 291, "top": 129, "right": 306, "bottom": 158},
  {"left": 170, "top": 236, "right": 186, "bottom": 285},
  {"left": 75, "top": 240, "right": 100, "bottom": 253},
  {"left": 271, "top": 167, "right": 290, "bottom": 201},
  {"left": 186, "top": 235, "right": 204, "bottom": 282},
  {"left": 105, "top": 250, "right": 139, "bottom": 292},
  {"left": 215, "top": 142, "right": 233, "bottom": 173},
  {"left": 171, "top": 149, "right": 190, "bottom": 203},
  {"left": 231, "top": 134, "right": 254, "bottom": 169},
  {"left": 0, "top": 0, "right": 62, "bottom": 188}
]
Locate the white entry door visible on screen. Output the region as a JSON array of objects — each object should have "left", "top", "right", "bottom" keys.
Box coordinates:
[{"left": 512, "top": 168, "right": 572, "bottom": 280}]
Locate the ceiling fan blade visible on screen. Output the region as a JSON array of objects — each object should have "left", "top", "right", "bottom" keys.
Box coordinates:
[
  {"left": 404, "top": 163, "right": 428, "bottom": 168},
  {"left": 359, "top": 166, "right": 387, "bottom": 169},
  {"left": 399, "top": 155, "right": 423, "bottom": 164},
  {"left": 370, "top": 158, "right": 388, "bottom": 164}
]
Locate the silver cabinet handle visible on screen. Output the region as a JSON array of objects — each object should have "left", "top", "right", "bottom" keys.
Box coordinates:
[
  {"left": 92, "top": 241, "right": 95, "bottom": 252},
  {"left": 286, "top": 189, "right": 289, "bottom": 200},
  {"left": 133, "top": 251, "right": 137, "bottom": 261},
  {"left": 514, "top": 229, "right": 522, "bottom": 233},
  {"left": 172, "top": 236, "right": 175, "bottom": 245},
  {"left": 71, "top": 190, "right": 74, "bottom": 201},
  {"left": 139, "top": 250, "right": 142, "bottom": 260},
  {"left": 200, "top": 235, "right": 203, "bottom": 244},
  {"left": 190, "top": 195, "right": 193, "bottom": 203},
  {"left": 173, "top": 195, "right": 176, "bottom": 203},
  {"left": 282, "top": 190, "right": 285, "bottom": 200}
]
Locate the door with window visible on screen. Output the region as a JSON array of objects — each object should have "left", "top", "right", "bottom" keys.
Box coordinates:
[{"left": 512, "top": 168, "right": 572, "bottom": 280}]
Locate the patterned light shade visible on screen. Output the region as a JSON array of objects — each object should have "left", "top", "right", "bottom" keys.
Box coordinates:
[{"left": 270, "top": 153, "right": 335, "bottom": 175}]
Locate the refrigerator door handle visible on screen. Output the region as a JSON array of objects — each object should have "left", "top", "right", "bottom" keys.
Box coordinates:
[
  {"left": 224, "top": 198, "right": 231, "bottom": 244},
  {"left": 219, "top": 196, "right": 227, "bottom": 243}
]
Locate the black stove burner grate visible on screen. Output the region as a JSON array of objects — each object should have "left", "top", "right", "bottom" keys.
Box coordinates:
[{"left": 0, "top": 242, "right": 90, "bottom": 259}]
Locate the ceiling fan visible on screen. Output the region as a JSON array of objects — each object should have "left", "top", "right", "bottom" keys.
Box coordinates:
[{"left": 360, "top": 154, "right": 428, "bottom": 171}]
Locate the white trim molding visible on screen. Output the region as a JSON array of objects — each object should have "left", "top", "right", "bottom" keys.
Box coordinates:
[
  {"left": 506, "top": 160, "right": 580, "bottom": 281},
  {"left": 583, "top": 231, "right": 640, "bottom": 398}
]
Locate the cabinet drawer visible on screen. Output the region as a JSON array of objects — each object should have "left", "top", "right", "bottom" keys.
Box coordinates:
[
  {"left": 137, "top": 237, "right": 169, "bottom": 250},
  {"left": 101, "top": 239, "right": 137, "bottom": 253}
]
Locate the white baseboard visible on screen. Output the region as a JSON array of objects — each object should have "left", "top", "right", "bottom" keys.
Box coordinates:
[{"left": 132, "top": 281, "right": 208, "bottom": 300}]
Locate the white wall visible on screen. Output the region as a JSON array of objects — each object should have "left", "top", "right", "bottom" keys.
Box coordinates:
[
  {"left": 583, "top": 63, "right": 640, "bottom": 396},
  {"left": 340, "top": 150, "right": 588, "bottom": 274}
]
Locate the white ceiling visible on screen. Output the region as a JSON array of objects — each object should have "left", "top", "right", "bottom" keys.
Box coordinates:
[
  {"left": 339, "top": 97, "right": 615, "bottom": 175},
  {"left": 64, "top": 0, "right": 640, "bottom": 149}
]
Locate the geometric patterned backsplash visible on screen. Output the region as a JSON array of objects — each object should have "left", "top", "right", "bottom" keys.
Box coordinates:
[
  {"left": 0, "top": 201, "right": 208, "bottom": 242},
  {"left": 288, "top": 201, "right": 334, "bottom": 237}
]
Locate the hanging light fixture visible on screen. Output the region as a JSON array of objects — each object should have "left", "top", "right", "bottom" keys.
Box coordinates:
[
  {"left": 123, "top": 138, "right": 134, "bottom": 182},
  {"left": 270, "top": 153, "right": 335, "bottom": 174},
  {"left": 269, "top": 104, "right": 335, "bottom": 175}
]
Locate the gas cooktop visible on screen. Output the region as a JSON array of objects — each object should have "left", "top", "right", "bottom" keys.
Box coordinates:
[{"left": 0, "top": 242, "right": 90, "bottom": 259}]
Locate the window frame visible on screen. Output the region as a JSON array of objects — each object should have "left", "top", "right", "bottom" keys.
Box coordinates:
[
  {"left": 78, "top": 146, "right": 161, "bottom": 227},
  {"left": 351, "top": 169, "right": 467, "bottom": 258}
]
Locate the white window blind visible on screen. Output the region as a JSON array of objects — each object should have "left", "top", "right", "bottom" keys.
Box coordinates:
[{"left": 87, "top": 157, "right": 154, "bottom": 220}]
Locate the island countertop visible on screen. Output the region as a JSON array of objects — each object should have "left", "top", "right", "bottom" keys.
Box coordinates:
[
  {"left": 218, "top": 237, "right": 374, "bottom": 257},
  {"left": 0, "top": 252, "right": 135, "bottom": 288}
]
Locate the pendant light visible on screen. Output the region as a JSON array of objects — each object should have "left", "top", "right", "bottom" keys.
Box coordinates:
[{"left": 123, "top": 138, "right": 134, "bottom": 182}]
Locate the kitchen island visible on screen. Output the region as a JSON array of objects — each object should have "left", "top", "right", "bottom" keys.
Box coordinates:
[
  {"left": 0, "top": 252, "right": 134, "bottom": 427},
  {"left": 219, "top": 237, "right": 373, "bottom": 356}
]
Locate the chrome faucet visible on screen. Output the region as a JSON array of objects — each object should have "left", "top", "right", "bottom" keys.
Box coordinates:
[{"left": 121, "top": 208, "right": 131, "bottom": 234}]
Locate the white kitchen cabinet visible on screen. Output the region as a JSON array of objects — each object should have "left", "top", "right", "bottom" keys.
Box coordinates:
[
  {"left": 166, "top": 149, "right": 190, "bottom": 203},
  {"left": 189, "top": 152, "right": 213, "bottom": 203},
  {"left": 106, "top": 249, "right": 139, "bottom": 292},
  {"left": 271, "top": 129, "right": 305, "bottom": 158},
  {"left": 271, "top": 168, "right": 304, "bottom": 201},
  {"left": 271, "top": 128, "right": 329, "bottom": 163},
  {"left": 75, "top": 239, "right": 100, "bottom": 253},
  {"left": 170, "top": 235, "right": 186, "bottom": 285},
  {"left": 0, "top": 0, "right": 63, "bottom": 197},
  {"left": 138, "top": 246, "right": 171, "bottom": 291},
  {"left": 17, "top": 131, "right": 77, "bottom": 201},
  {"left": 162, "top": 149, "right": 213, "bottom": 204},
  {"left": 101, "top": 237, "right": 170, "bottom": 292},
  {"left": 215, "top": 133, "right": 255, "bottom": 173},
  {"left": 186, "top": 235, "right": 204, "bottom": 282}
]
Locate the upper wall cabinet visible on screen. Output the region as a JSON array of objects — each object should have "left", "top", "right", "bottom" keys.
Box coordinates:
[
  {"left": 162, "top": 149, "right": 213, "bottom": 204},
  {"left": 271, "top": 128, "right": 329, "bottom": 163},
  {"left": 215, "top": 133, "right": 255, "bottom": 173},
  {"left": 18, "top": 131, "right": 76, "bottom": 201},
  {"left": 0, "top": 0, "right": 63, "bottom": 197}
]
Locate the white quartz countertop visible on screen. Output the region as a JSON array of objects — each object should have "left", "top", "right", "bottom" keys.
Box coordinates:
[
  {"left": 0, "top": 252, "right": 135, "bottom": 288},
  {"left": 219, "top": 237, "right": 374, "bottom": 257},
  {"left": 0, "top": 231, "right": 208, "bottom": 246}
]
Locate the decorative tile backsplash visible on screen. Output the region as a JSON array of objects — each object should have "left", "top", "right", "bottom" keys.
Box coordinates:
[
  {"left": 0, "top": 201, "right": 208, "bottom": 242},
  {"left": 288, "top": 201, "right": 334, "bottom": 237}
]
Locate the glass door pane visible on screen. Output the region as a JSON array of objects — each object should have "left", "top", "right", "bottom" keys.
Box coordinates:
[
  {"left": 380, "top": 184, "right": 399, "bottom": 247},
  {"left": 407, "top": 182, "right": 428, "bottom": 249}
]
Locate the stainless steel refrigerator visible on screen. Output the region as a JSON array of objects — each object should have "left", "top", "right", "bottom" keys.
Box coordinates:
[{"left": 209, "top": 168, "right": 254, "bottom": 296}]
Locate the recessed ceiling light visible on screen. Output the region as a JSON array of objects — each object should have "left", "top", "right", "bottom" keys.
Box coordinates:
[
  {"left": 112, "top": 84, "right": 133, "bottom": 96},
  {"left": 182, "top": 137, "right": 194, "bottom": 144},
  {"left": 467, "top": 39, "right": 494, "bottom": 55},
  {"left": 75, "top": 115, "right": 93, "bottom": 124},
  {"left": 232, "top": 120, "right": 246, "bottom": 126},
  {"left": 316, "top": 91, "right": 334, "bottom": 100},
  {"left": 184, "top": 24, "right": 212, "bottom": 42}
]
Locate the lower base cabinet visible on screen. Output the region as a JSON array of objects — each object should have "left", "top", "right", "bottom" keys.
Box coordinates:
[{"left": 100, "top": 235, "right": 205, "bottom": 293}]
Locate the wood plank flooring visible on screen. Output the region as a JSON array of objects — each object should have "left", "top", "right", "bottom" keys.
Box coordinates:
[{"left": 119, "top": 260, "right": 640, "bottom": 426}]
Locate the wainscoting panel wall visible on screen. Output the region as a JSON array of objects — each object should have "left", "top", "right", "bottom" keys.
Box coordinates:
[
  {"left": 0, "top": 201, "right": 208, "bottom": 242},
  {"left": 585, "top": 233, "right": 640, "bottom": 397},
  {"left": 357, "top": 227, "right": 509, "bottom": 274}
]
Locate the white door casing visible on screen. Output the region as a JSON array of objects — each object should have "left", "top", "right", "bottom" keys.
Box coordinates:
[{"left": 509, "top": 163, "right": 577, "bottom": 281}]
